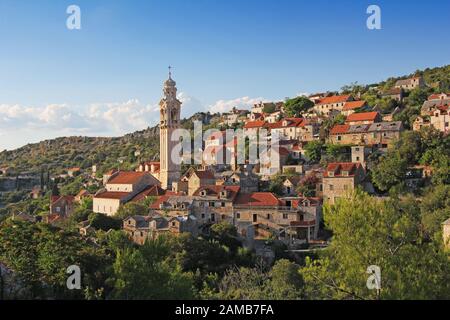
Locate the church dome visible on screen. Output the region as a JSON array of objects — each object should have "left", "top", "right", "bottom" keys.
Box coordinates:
[{"left": 164, "top": 77, "right": 176, "bottom": 87}]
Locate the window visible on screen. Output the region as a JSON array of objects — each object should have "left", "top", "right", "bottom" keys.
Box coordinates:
[
  {"left": 329, "top": 184, "right": 334, "bottom": 191},
  {"left": 337, "top": 136, "right": 342, "bottom": 141},
  {"left": 267, "top": 213, "right": 271, "bottom": 220},
  {"left": 356, "top": 156, "right": 360, "bottom": 161},
  {"left": 209, "top": 202, "right": 215, "bottom": 207},
  {"left": 236, "top": 213, "right": 241, "bottom": 219},
  {"left": 211, "top": 213, "right": 216, "bottom": 222},
  {"left": 221, "top": 202, "right": 226, "bottom": 207},
  {"left": 56, "top": 207, "right": 61, "bottom": 213},
  {"left": 201, "top": 213, "right": 205, "bottom": 219},
  {"left": 283, "top": 213, "right": 288, "bottom": 219},
  {"left": 253, "top": 214, "right": 257, "bottom": 222}
]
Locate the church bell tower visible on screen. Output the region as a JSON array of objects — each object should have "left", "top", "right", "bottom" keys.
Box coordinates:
[{"left": 159, "top": 67, "right": 181, "bottom": 190}]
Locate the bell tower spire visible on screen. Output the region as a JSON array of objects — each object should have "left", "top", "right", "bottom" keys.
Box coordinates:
[{"left": 159, "top": 68, "right": 181, "bottom": 190}]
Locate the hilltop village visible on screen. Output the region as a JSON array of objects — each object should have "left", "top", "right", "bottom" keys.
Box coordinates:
[
  {"left": 2, "top": 70, "right": 448, "bottom": 255},
  {"left": 0, "top": 66, "right": 449, "bottom": 300}
]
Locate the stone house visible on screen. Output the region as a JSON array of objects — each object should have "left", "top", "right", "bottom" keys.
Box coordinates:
[
  {"left": 93, "top": 171, "right": 161, "bottom": 216},
  {"left": 329, "top": 121, "right": 403, "bottom": 149},
  {"left": 191, "top": 185, "right": 241, "bottom": 224},
  {"left": 50, "top": 195, "right": 75, "bottom": 217},
  {"left": 322, "top": 162, "right": 365, "bottom": 205},
  {"left": 233, "top": 192, "right": 320, "bottom": 244},
  {"left": 174, "top": 168, "right": 216, "bottom": 195},
  {"left": 345, "top": 112, "right": 382, "bottom": 125},
  {"left": 217, "top": 170, "right": 259, "bottom": 193},
  {"left": 351, "top": 145, "right": 372, "bottom": 168},
  {"left": 415, "top": 105, "right": 450, "bottom": 133},
  {"left": 282, "top": 176, "right": 301, "bottom": 195},
  {"left": 313, "top": 95, "right": 353, "bottom": 116},
  {"left": 270, "top": 118, "right": 319, "bottom": 142},
  {"left": 394, "top": 76, "right": 425, "bottom": 90},
  {"left": 380, "top": 88, "right": 404, "bottom": 102},
  {"left": 421, "top": 96, "right": 450, "bottom": 116},
  {"left": 341, "top": 100, "right": 368, "bottom": 116}
]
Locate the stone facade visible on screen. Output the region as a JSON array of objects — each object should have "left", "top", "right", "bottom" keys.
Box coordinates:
[{"left": 322, "top": 162, "right": 365, "bottom": 205}]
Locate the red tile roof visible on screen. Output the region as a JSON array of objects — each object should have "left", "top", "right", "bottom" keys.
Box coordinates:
[
  {"left": 51, "top": 195, "right": 75, "bottom": 204},
  {"left": 107, "top": 171, "right": 149, "bottom": 184},
  {"left": 324, "top": 162, "right": 363, "bottom": 177},
  {"left": 94, "top": 191, "right": 130, "bottom": 200},
  {"left": 130, "top": 185, "right": 167, "bottom": 202},
  {"left": 346, "top": 112, "right": 380, "bottom": 123},
  {"left": 428, "top": 93, "right": 449, "bottom": 100},
  {"left": 343, "top": 100, "right": 367, "bottom": 111},
  {"left": 244, "top": 120, "right": 266, "bottom": 129},
  {"left": 234, "top": 192, "right": 282, "bottom": 207},
  {"left": 193, "top": 170, "right": 215, "bottom": 180},
  {"left": 317, "top": 95, "right": 352, "bottom": 105},
  {"left": 330, "top": 124, "right": 350, "bottom": 135}
]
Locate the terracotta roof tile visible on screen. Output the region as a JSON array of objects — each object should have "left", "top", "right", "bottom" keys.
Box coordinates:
[
  {"left": 94, "top": 191, "right": 130, "bottom": 200},
  {"left": 317, "top": 95, "right": 352, "bottom": 105},
  {"left": 244, "top": 120, "right": 266, "bottom": 129},
  {"left": 107, "top": 171, "right": 149, "bottom": 184},
  {"left": 234, "top": 192, "right": 282, "bottom": 207},
  {"left": 343, "top": 100, "right": 367, "bottom": 111},
  {"left": 346, "top": 112, "right": 380, "bottom": 122},
  {"left": 324, "top": 162, "right": 363, "bottom": 177},
  {"left": 330, "top": 124, "right": 350, "bottom": 135}
]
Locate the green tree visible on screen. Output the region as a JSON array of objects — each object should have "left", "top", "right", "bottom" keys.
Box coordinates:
[
  {"left": 88, "top": 212, "right": 121, "bottom": 231},
  {"left": 284, "top": 96, "right": 314, "bottom": 117},
  {"left": 111, "top": 238, "right": 195, "bottom": 299},
  {"left": 301, "top": 191, "right": 450, "bottom": 300},
  {"left": 304, "top": 141, "right": 323, "bottom": 163},
  {"left": 115, "top": 202, "right": 149, "bottom": 219},
  {"left": 266, "top": 259, "right": 303, "bottom": 300},
  {"left": 371, "top": 152, "right": 407, "bottom": 192}
]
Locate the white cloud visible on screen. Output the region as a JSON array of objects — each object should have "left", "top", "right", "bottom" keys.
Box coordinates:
[
  {"left": 177, "top": 92, "right": 205, "bottom": 118},
  {"left": 207, "top": 96, "right": 266, "bottom": 113},
  {"left": 0, "top": 94, "right": 268, "bottom": 150},
  {"left": 0, "top": 100, "right": 160, "bottom": 137}
]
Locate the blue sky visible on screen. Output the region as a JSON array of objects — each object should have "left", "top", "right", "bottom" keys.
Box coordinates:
[{"left": 0, "top": 0, "right": 449, "bottom": 150}]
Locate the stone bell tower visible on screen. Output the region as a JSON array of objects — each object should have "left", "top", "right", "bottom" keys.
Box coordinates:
[{"left": 159, "top": 67, "right": 181, "bottom": 190}]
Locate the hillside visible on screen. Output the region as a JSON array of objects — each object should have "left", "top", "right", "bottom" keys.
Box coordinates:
[
  {"left": 1, "top": 64, "right": 448, "bottom": 176},
  {"left": 0, "top": 112, "right": 220, "bottom": 176}
]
